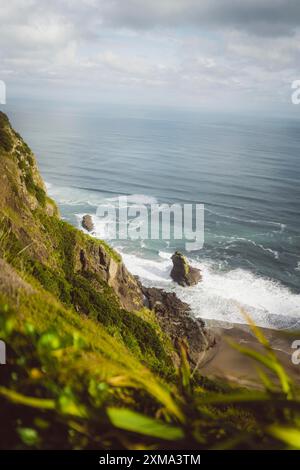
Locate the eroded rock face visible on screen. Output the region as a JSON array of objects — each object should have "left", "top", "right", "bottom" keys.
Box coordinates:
[
  {"left": 76, "top": 244, "right": 144, "bottom": 312},
  {"left": 82, "top": 214, "right": 94, "bottom": 232},
  {"left": 170, "top": 251, "right": 202, "bottom": 286},
  {"left": 143, "top": 287, "right": 216, "bottom": 367}
]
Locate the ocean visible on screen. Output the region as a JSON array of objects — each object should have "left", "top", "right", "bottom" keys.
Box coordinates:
[{"left": 6, "top": 100, "right": 300, "bottom": 330}]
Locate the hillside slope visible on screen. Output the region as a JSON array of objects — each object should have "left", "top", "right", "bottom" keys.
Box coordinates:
[
  {"left": 0, "top": 111, "right": 177, "bottom": 367},
  {"left": 0, "top": 112, "right": 299, "bottom": 450}
]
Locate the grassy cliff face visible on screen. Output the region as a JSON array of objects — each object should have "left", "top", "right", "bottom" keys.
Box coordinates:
[
  {"left": 0, "top": 112, "right": 179, "bottom": 448},
  {"left": 0, "top": 112, "right": 300, "bottom": 450},
  {"left": 0, "top": 112, "right": 170, "bottom": 371}
]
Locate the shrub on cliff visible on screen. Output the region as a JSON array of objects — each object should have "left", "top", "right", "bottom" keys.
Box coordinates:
[{"left": 0, "top": 128, "right": 13, "bottom": 152}]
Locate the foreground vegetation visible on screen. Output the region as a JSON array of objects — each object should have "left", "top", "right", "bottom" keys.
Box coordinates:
[{"left": 1, "top": 293, "right": 300, "bottom": 449}]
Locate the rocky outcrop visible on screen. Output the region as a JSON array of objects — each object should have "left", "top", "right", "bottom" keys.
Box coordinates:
[
  {"left": 143, "top": 287, "right": 216, "bottom": 367},
  {"left": 77, "top": 243, "right": 144, "bottom": 312},
  {"left": 0, "top": 111, "right": 214, "bottom": 369},
  {"left": 170, "top": 251, "right": 202, "bottom": 286},
  {"left": 82, "top": 214, "right": 94, "bottom": 232}
]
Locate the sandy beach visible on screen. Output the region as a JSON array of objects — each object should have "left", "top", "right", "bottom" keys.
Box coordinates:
[{"left": 199, "top": 322, "right": 300, "bottom": 388}]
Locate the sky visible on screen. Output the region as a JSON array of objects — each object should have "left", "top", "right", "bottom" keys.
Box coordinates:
[{"left": 1, "top": 0, "right": 300, "bottom": 114}]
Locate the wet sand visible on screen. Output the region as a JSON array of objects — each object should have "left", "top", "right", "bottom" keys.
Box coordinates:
[{"left": 199, "top": 321, "right": 300, "bottom": 389}]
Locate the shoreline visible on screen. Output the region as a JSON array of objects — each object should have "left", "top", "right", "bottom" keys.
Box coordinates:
[
  {"left": 199, "top": 321, "right": 300, "bottom": 388},
  {"left": 79, "top": 211, "right": 300, "bottom": 385}
]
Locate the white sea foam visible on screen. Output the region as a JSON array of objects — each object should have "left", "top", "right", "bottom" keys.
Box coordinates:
[
  {"left": 108, "top": 194, "right": 158, "bottom": 205},
  {"left": 48, "top": 183, "right": 300, "bottom": 330},
  {"left": 122, "top": 252, "right": 171, "bottom": 283},
  {"left": 47, "top": 184, "right": 110, "bottom": 207},
  {"left": 121, "top": 251, "right": 300, "bottom": 330},
  {"left": 48, "top": 185, "right": 158, "bottom": 209},
  {"left": 221, "top": 236, "right": 280, "bottom": 260},
  {"left": 206, "top": 207, "right": 286, "bottom": 232},
  {"left": 47, "top": 184, "right": 97, "bottom": 206},
  {"left": 75, "top": 212, "right": 116, "bottom": 240}
]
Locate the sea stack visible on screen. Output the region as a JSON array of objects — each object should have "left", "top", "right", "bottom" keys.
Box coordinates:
[
  {"left": 170, "top": 251, "right": 202, "bottom": 287},
  {"left": 82, "top": 214, "right": 94, "bottom": 232}
]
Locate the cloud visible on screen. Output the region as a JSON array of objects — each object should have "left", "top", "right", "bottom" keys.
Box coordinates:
[
  {"left": 0, "top": 1, "right": 299, "bottom": 111},
  {"left": 98, "top": 0, "right": 300, "bottom": 37}
]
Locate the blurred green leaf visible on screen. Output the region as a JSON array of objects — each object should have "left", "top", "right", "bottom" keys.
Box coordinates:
[
  {"left": 268, "top": 425, "right": 300, "bottom": 449},
  {"left": 24, "top": 322, "right": 35, "bottom": 335},
  {"left": 241, "top": 309, "right": 270, "bottom": 349},
  {"left": 179, "top": 341, "right": 191, "bottom": 394},
  {"left": 255, "top": 365, "right": 276, "bottom": 392},
  {"left": 17, "top": 427, "right": 39, "bottom": 446},
  {"left": 38, "top": 331, "right": 61, "bottom": 351},
  {"left": 72, "top": 331, "right": 86, "bottom": 349},
  {"left": 227, "top": 339, "right": 293, "bottom": 398},
  {"left": 0, "top": 315, "right": 15, "bottom": 338},
  {"left": 58, "top": 389, "right": 88, "bottom": 418},
  {"left": 238, "top": 310, "right": 294, "bottom": 398},
  {"left": 107, "top": 408, "right": 184, "bottom": 441},
  {"left": 0, "top": 386, "right": 55, "bottom": 410},
  {"left": 140, "top": 380, "right": 185, "bottom": 423}
]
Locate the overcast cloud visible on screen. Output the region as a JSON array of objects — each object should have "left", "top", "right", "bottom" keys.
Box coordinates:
[{"left": 1, "top": 0, "right": 300, "bottom": 112}]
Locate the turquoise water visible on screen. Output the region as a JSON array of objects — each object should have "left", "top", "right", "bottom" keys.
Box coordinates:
[{"left": 6, "top": 101, "right": 300, "bottom": 329}]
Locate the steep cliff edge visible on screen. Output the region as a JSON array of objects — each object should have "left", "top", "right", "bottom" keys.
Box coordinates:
[
  {"left": 0, "top": 111, "right": 173, "bottom": 376},
  {"left": 0, "top": 110, "right": 143, "bottom": 312},
  {"left": 0, "top": 111, "right": 214, "bottom": 368},
  {"left": 0, "top": 113, "right": 184, "bottom": 448}
]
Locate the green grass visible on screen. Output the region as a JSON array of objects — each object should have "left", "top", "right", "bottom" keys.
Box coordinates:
[
  {"left": 0, "top": 128, "right": 13, "bottom": 152},
  {"left": 21, "top": 168, "right": 46, "bottom": 207},
  {"left": 1, "top": 287, "right": 300, "bottom": 450},
  {"left": 0, "top": 283, "right": 181, "bottom": 449},
  {"left": 0, "top": 113, "right": 13, "bottom": 152}
]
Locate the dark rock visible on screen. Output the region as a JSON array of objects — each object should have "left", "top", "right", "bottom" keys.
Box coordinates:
[
  {"left": 142, "top": 286, "right": 216, "bottom": 367},
  {"left": 170, "top": 251, "right": 202, "bottom": 286},
  {"left": 82, "top": 214, "right": 94, "bottom": 232}
]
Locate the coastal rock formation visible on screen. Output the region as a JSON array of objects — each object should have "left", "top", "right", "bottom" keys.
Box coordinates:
[
  {"left": 82, "top": 214, "right": 94, "bottom": 232},
  {"left": 143, "top": 286, "right": 216, "bottom": 367},
  {"left": 170, "top": 251, "right": 202, "bottom": 286},
  {"left": 77, "top": 244, "right": 144, "bottom": 312},
  {"left": 0, "top": 111, "right": 213, "bottom": 372}
]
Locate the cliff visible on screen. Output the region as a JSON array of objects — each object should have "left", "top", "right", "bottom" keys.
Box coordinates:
[
  {"left": 0, "top": 112, "right": 180, "bottom": 448},
  {"left": 0, "top": 111, "right": 214, "bottom": 367},
  {"left": 1, "top": 112, "right": 292, "bottom": 451},
  {"left": 0, "top": 111, "right": 143, "bottom": 310}
]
